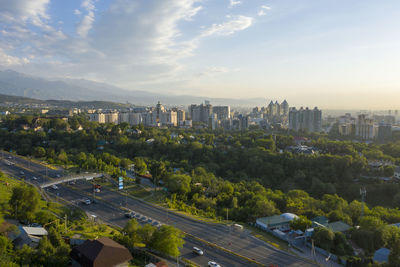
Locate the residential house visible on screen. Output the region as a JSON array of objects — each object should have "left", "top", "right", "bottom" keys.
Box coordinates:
[{"left": 70, "top": 237, "right": 133, "bottom": 267}]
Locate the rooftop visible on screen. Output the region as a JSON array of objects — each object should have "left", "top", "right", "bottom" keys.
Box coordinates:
[
  {"left": 257, "top": 213, "right": 298, "bottom": 226},
  {"left": 21, "top": 226, "right": 48, "bottom": 236},
  {"left": 373, "top": 247, "right": 390, "bottom": 263},
  {"left": 327, "top": 221, "right": 351, "bottom": 233},
  {"left": 70, "top": 237, "right": 132, "bottom": 267}
]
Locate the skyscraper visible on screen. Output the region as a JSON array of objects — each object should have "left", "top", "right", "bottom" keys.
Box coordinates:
[{"left": 281, "top": 100, "right": 289, "bottom": 116}]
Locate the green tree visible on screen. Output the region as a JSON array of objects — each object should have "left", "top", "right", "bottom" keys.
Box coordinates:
[
  {"left": 123, "top": 219, "right": 140, "bottom": 243},
  {"left": 165, "top": 174, "right": 191, "bottom": 195},
  {"left": 33, "top": 146, "right": 46, "bottom": 158},
  {"left": 133, "top": 157, "right": 147, "bottom": 175},
  {"left": 137, "top": 224, "right": 156, "bottom": 246},
  {"left": 290, "top": 216, "right": 312, "bottom": 232},
  {"left": 389, "top": 240, "right": 400, "bottom": 267},
  {"left": 312, "top": 227, "right": 335, "bottom": 251},
  {"left": 9, "top": 185, "right": 41, "bottom": 221},
  {"left": 149, "top": 225, "right": 185, "bottom": 257},
  {"left": 359, "top": 216, "right": 384, "bottom": 231},
  {"left": 149, "top": 160, "right": 166, "bottom": 188}
]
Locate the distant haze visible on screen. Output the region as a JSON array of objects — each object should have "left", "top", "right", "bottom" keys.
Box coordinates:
[{"left": 0, "top": 1, "right": 399, "bottom": 109}]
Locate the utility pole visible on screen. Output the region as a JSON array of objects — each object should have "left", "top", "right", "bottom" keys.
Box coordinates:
[
  {"left": 125, "top": 189, "right": 127, "bottom": 208},
  {"left": 64, "top": 214, "right": 67, "bottom": 233},
  {"left": 360, "top": 187, "right": 367, "bottom": 218}
]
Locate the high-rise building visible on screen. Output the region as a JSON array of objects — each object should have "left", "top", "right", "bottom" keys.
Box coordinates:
[
  {"left": 288, "top": 107, "right": 322, "bottom": 132},
  {"left": 213, "top": 106, "right": 230, "bottom": 120},
  {"left": 189, "top": 101, "right": 213, "bottom": 123},
  {"left": 104, "top": 113, "right": 118, "bottom": 124},
  {"left": 281, "top": 100, "right": 289, "bottom": 116},
  {"left": 208, "top": 113, "right": 219, "bottom": 130},
  {"left": 171, "top": 108, "right": 185, "bottom": 122},
  {"left": 89, "top": 113, "right": 105, "bottom": 123},
  {"left": 377, "top": 121, "right": 392, "bottom": 143},
  {"left": 118, "top": 112, "right": 129, "bottom": 124},
  {"left": 129, "top": 113, "right": 142, "bottom": 125},
  {"left": 356, "top": 114, "right": 375, "bottom": 140},
  {"left": 161, "top": 110, "right": 178, "bottom": 126}
]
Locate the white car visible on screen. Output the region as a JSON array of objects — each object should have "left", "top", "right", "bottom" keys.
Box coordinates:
[
  {"left": 32, "top": 176, "right": 38, "bottom": 180},
  {"left": 208, "top": 261, "right": 220, "bottom": 267},
  {"left": 192, "top": 247, "right": 204, "bottom": 256},
  {"left": 20, "top": 171, "right": 25, "bottom": 175},
  {"left": 51, "top": 185, "right": 59, "bottom": 190}
]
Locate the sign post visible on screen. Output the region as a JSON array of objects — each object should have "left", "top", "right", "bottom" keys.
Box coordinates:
[{"left": 118, "top": 177, "right": 123, "bottom": 190}]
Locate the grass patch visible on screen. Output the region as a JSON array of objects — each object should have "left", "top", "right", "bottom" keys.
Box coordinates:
[
  {"left": 66, "top": 219, "right": 117, "bottom": 239},
  {"left": 247, "top": 225, "right": 289, "bottom": 251},
  {"left": 0, "top": 174, "right": 23, "bottom": 205}
]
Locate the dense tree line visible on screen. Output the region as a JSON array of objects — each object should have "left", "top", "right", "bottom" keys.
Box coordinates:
[{"left": 4, "top": 115, "right": 400, "bottom": 263}]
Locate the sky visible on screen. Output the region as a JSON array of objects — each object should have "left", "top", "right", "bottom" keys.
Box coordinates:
[{"left": 0, "top": 0, "right": 400, "bottom": 109}]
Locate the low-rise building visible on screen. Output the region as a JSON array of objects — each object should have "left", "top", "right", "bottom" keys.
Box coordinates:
[
  {"left": 256, "top": 213, "right": 298, "bottom": 232},
  {"left": 13, "top": 226, "right": 48, "bottom": 248},
  {"left": 70, "top": 237, "right": 132, "bottom": 267}
]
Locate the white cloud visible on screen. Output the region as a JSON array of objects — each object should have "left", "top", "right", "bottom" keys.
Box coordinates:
[
  {"left": 0, "top": 48, "right": 29, "bottom": 66},
  {"left": 201, "top": 15, "right": 253, "bottom": 37},
  {"left": 0, "top": 0, "right": 50, "bottom": 28},
  {"left": 229, "top": 0, "right": 241, "bottom": 8},
  {"left": 76, "top": 0, "right": 95, "bottom": 38},
  {"left": 0, "top": 0, "right": 251, "bottom": 91},
  {"left": 258, "top": 5, "right": 271, "bottom": 16},
  {"left": 197, "top": 66, "right": 240, "bottom": 77}
]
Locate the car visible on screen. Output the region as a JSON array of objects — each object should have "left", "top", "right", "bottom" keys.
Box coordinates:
[
  {"left": 208, "top": 261, "right": 220, "bottom": 267},
  {"left": 192, "top": 247, "right": 204, "bottom": 256},
  {"left": 56, "top": 174, "right": 61, "bottom": 178},
  {"left": 147, "top": 218, "right": 152, "bottom": 223},
  {"left": 93, "top": 188, "right": 100, "bottom": 193},
  {"left": 51, "top": 185, "right": 59, "bottom": 190},
  {"left": 135, "top": 214, "right": 141, "bottom": 219},
  {"left": 152, "top": 221, "right": 160, "bottom": 226},
  {"left": 20, "top": 171, "right": 24, "bottom": 175},
  {"left": 125, "top": 212, "right": 135, "bottom": 218},
  {"left": 68, "top": 181, "right": 75, "bottom": 185},
  {"left": 32, "top": 176, "right": 38, "bottom": 180},
  {"left": 82, "top": 198, "right": 91, "bottom": 205},
  {"left": 140, "top": 216, "right": 147, "bottom": 221}
]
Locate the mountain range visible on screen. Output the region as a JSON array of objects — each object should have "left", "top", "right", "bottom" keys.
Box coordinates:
[{"left": 0, "top": 69, "right": 265, "bottom": 107}]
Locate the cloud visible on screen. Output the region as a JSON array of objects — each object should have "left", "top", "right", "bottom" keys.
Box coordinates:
[
  {"left": 0, "top": 0, "right": 50, "bottom": 28},
  {"left": 229, "top": 0, "right": 241, "bottom": 8},
  {"left": 76, "top": 0, "right": 95, "bottom": 38},
  {"left": 200, "top": 15, "right": 253, "bottom": 37},
  {"left": 0, "top": 48, "right": 29, "bottom": 66},
  {"left": 258, "top": 5, "right": 271, "bottom": 16},
  {"left": 0, "top": 0, "right": 252, "bottom": 91},
  {"left": 196, "top": 66, "right": 240, "bottom": 77}
]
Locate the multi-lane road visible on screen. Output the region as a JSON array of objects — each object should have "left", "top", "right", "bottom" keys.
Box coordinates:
[{"left": 0, "top": 151, "right": 318, "bottom": 267}]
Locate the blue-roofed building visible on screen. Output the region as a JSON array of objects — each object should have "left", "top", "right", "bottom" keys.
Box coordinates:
[{"left": 373, "top": 247, "right": 390, "bottom": 263}]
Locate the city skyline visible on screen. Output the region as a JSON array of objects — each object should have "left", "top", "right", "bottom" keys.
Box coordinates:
[{"left": 1, "top": 1, "right": 400, "bottom": 109}]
